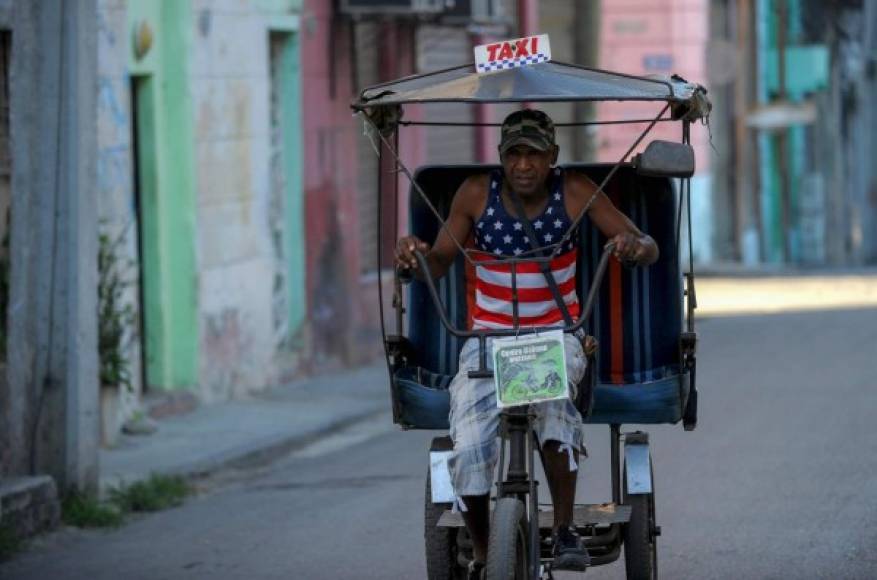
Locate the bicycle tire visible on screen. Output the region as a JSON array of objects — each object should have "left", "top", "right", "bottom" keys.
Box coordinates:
[
  {"left": 425, "top": 469, "right": 463, "bottom": 580},
  {"left": 485, "top": 497, "right": 528, "bottom": 580},
  {"left": 622, "top": 466, "right": 657, "bottom": 580}
]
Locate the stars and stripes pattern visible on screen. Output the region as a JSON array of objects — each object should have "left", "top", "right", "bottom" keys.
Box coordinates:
[{"left": 471, "top": 168, "right": 579, "bottom": 329}]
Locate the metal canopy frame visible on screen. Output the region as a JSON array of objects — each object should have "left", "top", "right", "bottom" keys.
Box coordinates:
[
  {"left": 355, "top": 58, "right": 705, "bottom": 384},
  {"left": 352, "top": 60, "right": 709, "bottom": 111}
]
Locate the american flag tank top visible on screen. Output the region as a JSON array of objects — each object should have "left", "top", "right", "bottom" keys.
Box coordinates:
[{"left": 471, "top": 168, "right": 580, "bottom": 330}]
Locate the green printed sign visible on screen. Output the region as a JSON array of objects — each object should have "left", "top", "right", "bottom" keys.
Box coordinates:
[{"left": 492, "top": 330, "right": 569, "bottom": 408}]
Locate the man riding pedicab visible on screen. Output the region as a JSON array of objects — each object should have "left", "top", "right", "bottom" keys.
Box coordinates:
[{"left": 395, "top": 109, "right": 659, "bottom": 579}]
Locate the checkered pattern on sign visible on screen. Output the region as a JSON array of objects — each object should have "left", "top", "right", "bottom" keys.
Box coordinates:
[{"left": 477, "top": 53, "right": 549, "bottom": 73}]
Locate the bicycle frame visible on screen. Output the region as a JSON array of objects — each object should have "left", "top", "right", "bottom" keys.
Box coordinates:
[
  {"left": 494, "top": 407, "right": 542, "bottom": 578},
  {"left": 493, "top": 412, "right": 627, "bottom": 578}
]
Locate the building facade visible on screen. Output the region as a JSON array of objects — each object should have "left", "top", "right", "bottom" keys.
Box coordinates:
[
  {"left": 96, "top": 0, "right": 313, "bottom": 442},
  {"left": 12, "top": 0, "right": 868, "bottom": 504},
  {"left": 1, "top": 0, "right": 100, "bottom": 509},
  {"left": 707, "top": 0, "right": 876, "bottom": 266},
  {"left": 93, "top": 1, "right": 514, "bottom": 443}
]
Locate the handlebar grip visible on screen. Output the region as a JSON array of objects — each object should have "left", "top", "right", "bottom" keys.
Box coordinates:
[{"left": 396, "top": 266, "right": 414, "bottom": 284}]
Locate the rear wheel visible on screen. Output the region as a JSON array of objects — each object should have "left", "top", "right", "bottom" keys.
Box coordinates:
[
  {"left": 622, "top": 466, "right": 658, "bottom": 580},
  {"left": 425, "top": 470, "right": 466, "bottom": 580},
  {"left": 485, "top": 498, "right": 528, "bottom": 580}
]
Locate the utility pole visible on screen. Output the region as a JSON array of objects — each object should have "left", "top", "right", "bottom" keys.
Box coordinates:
[
  {"left": 573, "top": 1, "right": 600, "bottom": 161},
  {"left": 776, "top": 0, "right": 792, "bottom": 263},
  {"left": 517, "top": 0, "right": 537, "bottom": 38},
  {"left": 472, "top": 30, "right": 494, "bottom": 162},
  {"left": 734, "top": 0, "right": 761, "bottom": 264},
  {"left": 518, "top": 0, "right": 537, "bottom": 110},
  {"left": 865, "top": 0, "right": 877, "bottom": 262},
  {"left": 46, "top": 0, "right": 100, "bottom": 492}
]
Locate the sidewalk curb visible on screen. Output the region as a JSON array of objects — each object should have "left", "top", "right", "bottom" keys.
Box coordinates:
[
  {"left": 99, "top": 403, "right": 388, "bottom": 496},
  {"left": 201, "top": 406, "right": 390, "bottom": 473}
]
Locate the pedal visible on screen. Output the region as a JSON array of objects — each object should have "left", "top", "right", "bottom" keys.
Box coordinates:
[{"left": 537, "top": 503, "right": 632, "bottom": 528}]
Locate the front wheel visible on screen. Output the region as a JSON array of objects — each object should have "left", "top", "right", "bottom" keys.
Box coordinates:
[
  {"left": 622, "top": 466, "right": 658, "bottom": 580},
  {"left": 485, "top": 498, "right": 528, "bottom": 580}
]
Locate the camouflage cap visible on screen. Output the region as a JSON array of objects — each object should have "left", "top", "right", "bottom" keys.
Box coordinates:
[{"left": 499, "top": 109, "right": 556, "bottom": 154}]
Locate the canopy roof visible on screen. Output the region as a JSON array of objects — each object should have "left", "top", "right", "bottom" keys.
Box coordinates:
[{"left": 354, "top": 61, "right": 708, "bottom": 111}]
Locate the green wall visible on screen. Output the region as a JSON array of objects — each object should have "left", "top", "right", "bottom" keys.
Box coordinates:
[
  {"left": 756, "top": 0, "right": 826, "bottom": 264},
  {"left": 275, "top": 31, "right": 306, "bottom": 337},
  {"left": 128, "top": 0, "right": 198, "bottom": 390},
  {"left": 124, "top": 0, "right": 305, "bottom": 389},
  {"left": 261, "top": 0, "right": 306, "bottom": 340}
]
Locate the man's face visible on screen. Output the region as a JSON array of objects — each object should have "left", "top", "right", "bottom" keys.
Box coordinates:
[{"left": 500, "top": 144, "right": 558, "bottom": 198}]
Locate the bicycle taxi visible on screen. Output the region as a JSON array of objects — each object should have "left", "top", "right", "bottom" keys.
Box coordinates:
[{"left": 352, "top": 34, "right": 710, "bottom": 580}]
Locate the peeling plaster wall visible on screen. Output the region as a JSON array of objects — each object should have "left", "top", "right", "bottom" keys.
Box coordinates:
[
  {"left": 95, "top": 0, "right": 386, "bottom": 410},
  {"left": 96, "top": 0, "right": 145, "bottom": 432},
  {"left": 191, "top": 4, "right": 274, "bottom": 401},
  {"left": 95, "top": 0, "right": 307, "bottom": 406},
  {"left": 191, "top": 1, "right": 302, "bottom": 401}
]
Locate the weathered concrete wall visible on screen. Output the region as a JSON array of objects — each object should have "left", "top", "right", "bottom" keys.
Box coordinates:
[
  {"left": 191, "top": 2, "right": 277, "bottom": 400},
  {"left": 0, "top": 0, "right": 26, "bottom": 480},
  {"left": 90, "top": 0, "right": 402, "bottom": 414},
  {"left": 0, "top": 476, "right": 61, "bottom": 540},
  {"left": 96, "top": 0, "right": 145, "bottom": 434},
  {"left": 194, "top": 0, "right": 315, "bottom": 391},
  {"left": 97, "top": 0, "right": 309, "bottom": 406},
  {"left": 1, "top": 0, "right": 99, "bottom": 491}
]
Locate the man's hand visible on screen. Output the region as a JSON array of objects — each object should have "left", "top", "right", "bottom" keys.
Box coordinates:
[
  {"left": 395, "top": 236, "right": 431, "bottom": 271},
  {"left": 609, "top": 232, "right": 655, "bottom": 266}
]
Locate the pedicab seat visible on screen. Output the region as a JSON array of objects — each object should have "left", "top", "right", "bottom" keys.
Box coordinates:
[{"left": 389, "top": 164, "right": 690, "bottom": 430}]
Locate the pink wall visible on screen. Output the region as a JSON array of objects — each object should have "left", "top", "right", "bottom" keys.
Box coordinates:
[
  {"left": 596, "top": 0, "right": 710, "bottom": 169},
  {"left": 300, "top": 2, "right": 424, "bottom": 365},
  {"left": 301, "top": 1, "right": 364, "bottom": 363}
]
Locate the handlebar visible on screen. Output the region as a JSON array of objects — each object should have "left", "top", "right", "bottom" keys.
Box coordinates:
[
  {"left": 410, "top": 242, "right": 615, "bottom": 339},
  {"left": 402, "top": 243, "right": 615, "bottom": 378}
]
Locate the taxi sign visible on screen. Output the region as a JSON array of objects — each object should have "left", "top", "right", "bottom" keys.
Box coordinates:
[{"left": 475, "top": 34, "right": 551, "bottom": 73}]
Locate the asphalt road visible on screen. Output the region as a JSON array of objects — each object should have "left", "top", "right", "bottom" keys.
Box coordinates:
[{"left": 4, "top": 306, "right": 877, "bottom": 579}]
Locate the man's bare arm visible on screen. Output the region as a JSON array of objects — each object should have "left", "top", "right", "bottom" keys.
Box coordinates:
[
  {"left": 565, "top": 172, "right": 659, "bottom": 266},
  {"left": 395, "top": 175, "right": 487, "bottom": 280}
]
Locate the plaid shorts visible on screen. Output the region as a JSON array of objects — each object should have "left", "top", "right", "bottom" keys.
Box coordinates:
[{"left": 447, "top": 333, "right": 587, "bottom": 497}]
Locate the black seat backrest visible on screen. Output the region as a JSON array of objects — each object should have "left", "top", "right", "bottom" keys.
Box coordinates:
[
  {"left": 408, "top": 165, "right": 493, "bottom": 376},
  {"left": 567, "top": 164, "right": 682, "bottom": 384},
  {"left": 407, "top": 164, "right": 682, "bottom": 384}
]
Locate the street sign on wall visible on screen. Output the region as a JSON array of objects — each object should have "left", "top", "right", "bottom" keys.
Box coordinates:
[
  {"left": 338, "top": 0, "right": 445, "bottom": 17},
  {"left": 746, "top": 100, "right": 817, "bottom": 130}
]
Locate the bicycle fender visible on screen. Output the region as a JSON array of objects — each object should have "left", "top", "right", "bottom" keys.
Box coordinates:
[
  {"left": 624, "top": 433, "right": 652, "bottom": 495},
  {"left": 429, "top": 450, "right": 456, "bottom": 503}
]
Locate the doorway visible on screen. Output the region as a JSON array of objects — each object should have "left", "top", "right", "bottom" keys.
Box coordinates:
[
  {"left": 129, "top": 74, "right": 157, "bottom": 392},
  {"left": 268, "top": 31, "right": 305, "bottom": 352}
]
